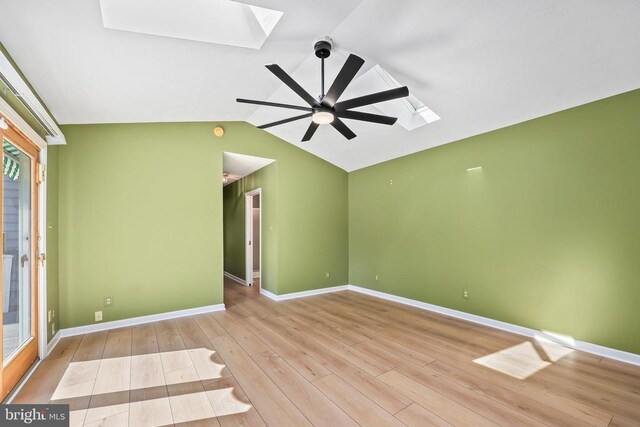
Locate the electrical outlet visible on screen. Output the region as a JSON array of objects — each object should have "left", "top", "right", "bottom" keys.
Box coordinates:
[
  {"left": 104, "top": 296, "right": 113, "bottom": 307},
  {"left": 95, "top": 311, "right": 103, "bottom": 322},
  {"left": 51, "top": 324, "right": 55, "bottom": 336},
  {"left": 48, "top": 309, "right": 52, "bottom": 323},
  {"left": 375, "top": 275, "right": 379, "bottom": 281},
  {"left": 325, "top": 272, "right": 330, "bottom": 279},
  {"left": 463, "top": 290, "right": 469, "bottom": 299}
]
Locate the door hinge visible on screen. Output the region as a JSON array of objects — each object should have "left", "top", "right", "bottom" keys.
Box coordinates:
[{"left": 37, "top": 163, "right": 46, "bottom": 184}]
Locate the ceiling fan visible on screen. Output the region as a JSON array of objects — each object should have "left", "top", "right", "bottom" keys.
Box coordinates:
[{"left": 237, "top": 37, "right": 409, "bottom": 142}]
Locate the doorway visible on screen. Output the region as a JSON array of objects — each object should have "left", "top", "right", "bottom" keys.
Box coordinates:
[
  {"left": 245, "top": 189, "right": 261, "bottom": 288},
  {"left": 0, "top": 119, "right": 41, "bottom": 400}
]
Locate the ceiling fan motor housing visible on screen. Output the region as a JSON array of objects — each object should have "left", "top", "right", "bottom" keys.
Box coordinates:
[{"left": 314, "top": 36, "right": 333, "bottom": 58}]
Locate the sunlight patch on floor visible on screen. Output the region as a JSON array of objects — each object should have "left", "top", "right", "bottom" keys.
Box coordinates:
[
  {"left": 474, "top": 333, "right": 574, "bottom": 380},
  {"left": 474, "top": 342, "right": 552, "bottom": 379},
  {"left": 51, "top": 348, "right": 250, "bottom": 426}
]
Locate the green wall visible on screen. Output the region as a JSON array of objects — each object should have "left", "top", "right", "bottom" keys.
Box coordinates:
[
  {"left": 222, "top": 154, "right": 349, "bottom": 295},
  {"left": 223, "top": 164, "right": 278, "bottom": 291},
  {"left": 46, "top": 147, "right": 60, "bottom": 341},
  {"left": 349, "top": 89, "right": 640, "bottom": 355},
  {"left": 223, "top": 179, "right": 250, "bottom": 281},
  {"left": 57, "top": 122, "right": 348, "bottom": 328},
  {"left": 58, "top": 123, "right": 221, "bottom": 328},
  {"left": 4, "top": 38, "right": 640, "bottom": 354}
]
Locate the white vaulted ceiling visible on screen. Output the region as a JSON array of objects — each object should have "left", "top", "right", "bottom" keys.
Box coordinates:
[
  {"left": 223, "top": 152, "right": 275, "bottom": 186},
  {"left": 1, "top": 0, "right": 639, "bottom": 171}
]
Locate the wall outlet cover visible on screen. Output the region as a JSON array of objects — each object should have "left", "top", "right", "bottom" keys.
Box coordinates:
[{"left": 95, "top": 311, "right": 103, "bottom": 322}]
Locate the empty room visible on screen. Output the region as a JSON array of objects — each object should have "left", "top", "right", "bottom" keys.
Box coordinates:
[{"left": 0, "top": 1, "right": 639, "bottom": 426}]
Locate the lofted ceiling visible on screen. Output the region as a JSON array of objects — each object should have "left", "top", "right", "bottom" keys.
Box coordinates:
[
  {"left": 223, "top": 152, "right": 275, "bottom": 186},
  {"left": 1, "top": 0, "right": 639, "bottom": 171}
]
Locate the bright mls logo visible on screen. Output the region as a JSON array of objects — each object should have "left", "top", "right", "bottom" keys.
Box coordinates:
[{"left": 1, "top": 404, "right": 68, "bottom": 426}]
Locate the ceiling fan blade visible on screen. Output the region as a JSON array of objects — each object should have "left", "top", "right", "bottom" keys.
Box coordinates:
[
  {"left": 338, "top": 110, "right": 397, "bottom": 125},
  {"left": 334, "top": 86, "right": 409, "bottom": 112},
  {"left": 331, "top": 118, "right": 356, "bottom": 140},
  {"left": 237, "top": 98, "right": 313, "bottom": 112},
  {"left": 257, "top": 113, "right": 312, "bottom": 129},
  {"left": 301, "top": 122, "right": 319, "bottom": 142},
  {"left": 321, "top": 54, "right": 365, "bottom": 108},
  {"left": 265, "top": 64, "right": 318, "bottom": 107}
]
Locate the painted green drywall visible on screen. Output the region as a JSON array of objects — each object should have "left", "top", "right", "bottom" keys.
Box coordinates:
[
  {"left": 46, "top": 147, "right": 60, "bottom": 341},
  {"left": 220, "top": 138, "right": 349, "bottom": 295},
  {"left": 349, "top": 89, "right": 640, "bottom": 355},
  {"left": 222, "top": 181, "right": 247, "bottom": 280},
  {"left": 58, "top": 121, "right": 348, "bottom": 328},
  {"left": 58, "top": 123, "right": 222, "bottom": 328},
  {"left": 223, "top": 164, "right": 278, "bottom": 292},
  {"left": 275, "top": 145, "right": 349, "bottom": 295}
]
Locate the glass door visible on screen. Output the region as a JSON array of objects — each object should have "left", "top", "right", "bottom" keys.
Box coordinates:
[{"left": 1, "top": 120, "right": 39, "bottom": 400}]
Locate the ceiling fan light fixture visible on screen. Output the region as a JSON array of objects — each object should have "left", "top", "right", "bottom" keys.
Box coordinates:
[{"left": 312, "top": 111, "right": 334, "bottom": 125}]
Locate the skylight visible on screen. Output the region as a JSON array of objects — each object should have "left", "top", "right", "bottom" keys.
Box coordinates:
[
  {"left": 349, "top": 65, "right": 440, "bottom": 130},
  {"left": 99, "top": 0, "right": 283, "bottom": 49}
]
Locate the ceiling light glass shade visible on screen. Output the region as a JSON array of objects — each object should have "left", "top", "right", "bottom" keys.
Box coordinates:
[{"left": 312, "top": 111, "right": 334, "bottom": 124}]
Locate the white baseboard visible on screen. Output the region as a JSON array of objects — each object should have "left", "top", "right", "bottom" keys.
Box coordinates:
[
  {"left": 347, "top": 285, "right": 640, "bottom": 366},
  {"left": 224, "top": 271, "right": 247, "bottom": 286},
  {"left": 57, "top": 303, "right": 225, "bottom": 338},
  {"left": 259, "top": 288, "right": 279, "bottom": 300},
  {"left": 258, "top": 283, "right": 640, "bottom": 366},
  {"left": 260, "top": 285, "right": 349, "bottom": 301},
  {"left": 46, "top": 331, "right": 62, "bottom": 356},
  {"left": 45, "top": 281, "right": 640, "bottom": 366},
  {"left": 348, "top": 285, "right": 537, "bottom": 336}
]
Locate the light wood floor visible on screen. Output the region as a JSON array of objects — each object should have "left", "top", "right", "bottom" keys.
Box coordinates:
[{"left": 12, "top": 278, "right": 640, "bottom": 426}]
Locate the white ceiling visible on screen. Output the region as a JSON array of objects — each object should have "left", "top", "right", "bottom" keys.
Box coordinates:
[
  {"left": 99, "top": 0, "right": 284, "bottom": 50},
  {"left": 1, "top": 0, "right": 639, "bottom": 171},
  {"left": 223, "top": 151, "right": 275, "bottom": 186}
]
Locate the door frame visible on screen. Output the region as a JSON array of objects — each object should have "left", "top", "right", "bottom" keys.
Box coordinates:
[
  {"left": 0, "top": 101, "right": 48, "bottom": 365},
  {"left": 245, "top": 188, "right": 261, "bottom": 288},
  {"left": 0, "top": 115, "right": 44, "bottom": 400}
]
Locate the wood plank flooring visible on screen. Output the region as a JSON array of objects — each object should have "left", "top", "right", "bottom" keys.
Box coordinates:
[{"left": 11, "top": 277, "right": 640, "bottom": 426}]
